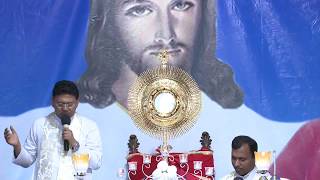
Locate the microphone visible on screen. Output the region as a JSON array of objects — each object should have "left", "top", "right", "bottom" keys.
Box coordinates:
[{"left": 60, "top": 115, "right": 71, "bottom": 151}]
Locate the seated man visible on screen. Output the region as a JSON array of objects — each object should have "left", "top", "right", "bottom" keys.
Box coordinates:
[{"left": 221, "top": 135, "right": 271, "bottom": 180}]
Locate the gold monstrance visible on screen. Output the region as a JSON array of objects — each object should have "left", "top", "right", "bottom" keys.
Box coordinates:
[{"left": 128, "top": 50, "right": 201, "bottom": 154}]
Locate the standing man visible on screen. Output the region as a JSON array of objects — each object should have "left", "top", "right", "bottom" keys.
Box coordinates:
[
  {"left": 221, "top": 135, "right": 270, "bottom": 180},
  {"left": 4, "top": 80, "right": 102, "bottom": 180}
]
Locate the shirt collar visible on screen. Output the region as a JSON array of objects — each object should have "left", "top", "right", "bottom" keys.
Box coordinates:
[{"left": 234, "top": 167, "right": 257, "bottom": 179}]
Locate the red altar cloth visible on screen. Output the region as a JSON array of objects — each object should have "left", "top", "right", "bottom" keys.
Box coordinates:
[{"left": 127, "top": 149, "right": 214, "bottom": 180}]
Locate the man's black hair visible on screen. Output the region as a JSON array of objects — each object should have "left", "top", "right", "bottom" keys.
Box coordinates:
[
  {"left": 232, "top": 135, "right": 258, "bottom": 158},
  {"left": 52, "top": 80, "right": 79, "bottom": 99}
]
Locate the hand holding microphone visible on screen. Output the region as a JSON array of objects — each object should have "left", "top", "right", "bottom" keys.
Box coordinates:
[
  {"left": 61, "top": 115, "right": 77, "bottom": 152},
  {"left": 63, "top": 125, "right": 77, "bottom": 151}
]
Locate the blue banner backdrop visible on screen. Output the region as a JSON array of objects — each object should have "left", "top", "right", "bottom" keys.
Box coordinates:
[{"left": 0, "top": 0, "right": 319, "bottom": 179}]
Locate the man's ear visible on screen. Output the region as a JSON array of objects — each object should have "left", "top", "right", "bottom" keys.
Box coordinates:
[
  {"left": 51, "top": 97, "right": 55, "bottom": 107},
  {"left": 75, "top": 99, "right": 80, "bottom": 108}
]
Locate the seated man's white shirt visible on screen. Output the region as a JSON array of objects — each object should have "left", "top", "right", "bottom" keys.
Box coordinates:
[
  {"left": 220, "top": 167, "right": 271, "bottom": 180},
  {"left": 12, "top": 112, "right": 102, "bottom": 180}
]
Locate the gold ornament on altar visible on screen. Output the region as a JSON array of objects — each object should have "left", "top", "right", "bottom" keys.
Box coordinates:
[{"left": 128, "top": 49, "right": 201, "bottom": 142}]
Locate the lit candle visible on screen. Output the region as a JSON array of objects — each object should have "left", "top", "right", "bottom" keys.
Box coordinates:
[
  {"left": 254, "top": 151, "right": 272, "bottom": 171},
  {"left": 72, "top": 152, "right": 89, "bottom": 176}
]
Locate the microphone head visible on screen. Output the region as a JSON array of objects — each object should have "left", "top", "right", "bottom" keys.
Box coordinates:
[
  {"left": 60, "top": 115, "right": 71, "bottom": 125},
  {"left": 234, "top": 177, "right": 244, "bottom": 180}
]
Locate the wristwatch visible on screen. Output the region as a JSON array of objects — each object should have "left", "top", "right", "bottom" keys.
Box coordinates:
[{"left": 71, "top": 141, "right": 80, "bottom": 152}]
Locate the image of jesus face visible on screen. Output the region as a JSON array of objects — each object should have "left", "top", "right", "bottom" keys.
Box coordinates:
[
  {"left": 79, "top": 0, "right": 243, "bottom": 109},
  {"left": 114, "top": 0, "right": 202, "bottom": 75}
]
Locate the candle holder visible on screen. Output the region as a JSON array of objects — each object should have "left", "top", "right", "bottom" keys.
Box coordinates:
[
  {"left": 255, "top": 151, "right": 272, "bottom": 180},
  {"left": 72, "top": 152, "right": 89, "bottom": 179}
]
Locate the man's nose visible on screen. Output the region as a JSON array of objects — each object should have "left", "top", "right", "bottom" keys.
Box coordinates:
[
  {"left": 154, "top": 11, "right": 176, "bottom": 45},
  {"left": 234, "top": 160, "right": 241, "bottom": 167},
  {"left": 61, "top": 104, "right": 70, "bottom": 111}
]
